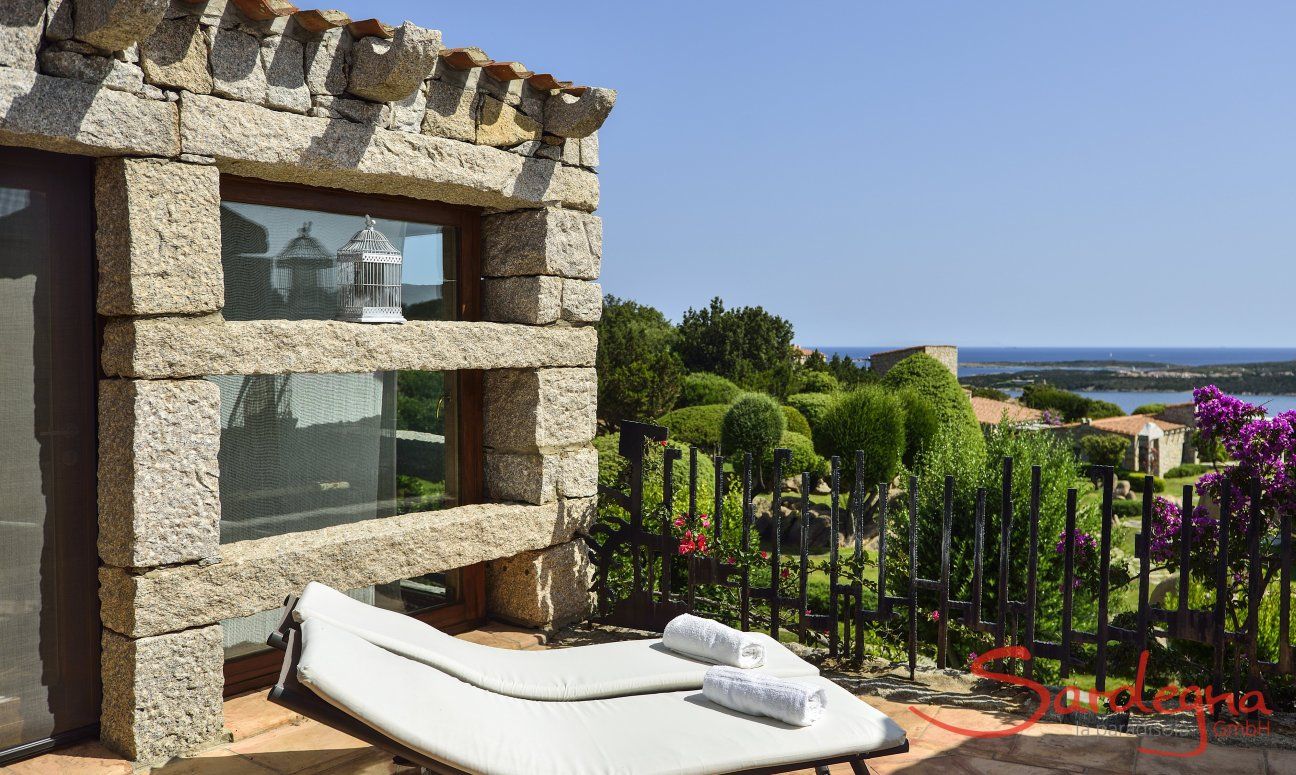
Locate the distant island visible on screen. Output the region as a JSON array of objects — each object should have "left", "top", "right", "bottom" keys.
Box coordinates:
[{"left": 961, "top": 359, "right": 1296, "bottom": 395}]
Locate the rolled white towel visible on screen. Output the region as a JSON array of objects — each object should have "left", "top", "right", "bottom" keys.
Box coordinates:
[
  {"left": 662, "top": 613, "right": 766, "bottom": 668},
  {"left": 702, "top": 666, "right": 828, "bottom": 727}
]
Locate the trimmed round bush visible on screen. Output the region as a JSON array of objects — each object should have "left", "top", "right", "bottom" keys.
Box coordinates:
[
  {"left": 881, "top": 354, "right": 986, "bottom": 470},
  {"left": 782, "top": 405, "right": 812, "bottom": 437},
  {"left": 814, "top": 385, "right": 907, "bottom": 489},
  {"left": 678, "top": 372, "right": 740, "bottom": 408},
  {"left": 1165, "top": 463, "right": 1212, "bottom": 479},
  {"left": 655, "top": 404, "right": 728, "bottom": 448},
  {"left": 763, "top": 430, "right": 828, "bottom": 484},
  {"left": 787, "top": 392, "right": 834, "bottom": 434},
  {"left": 721, "top": 393, "right": 786, "bottom": 468},
  {"left": 796, "top": 371, "right": 840, "bottom": 394}
]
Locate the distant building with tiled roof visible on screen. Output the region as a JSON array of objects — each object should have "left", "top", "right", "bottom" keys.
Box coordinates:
[
  {"left": 1053, "top": 414, "right": 1193, "bottom": 476},
  {"left": 969, "top": 396, "right": 1045, "bottom": 428},
  {"left": 870, "top": 345, "right": 957, "bottom": 378}
]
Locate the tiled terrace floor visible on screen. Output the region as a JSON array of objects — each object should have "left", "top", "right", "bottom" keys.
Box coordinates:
[{"left": 5, "top": 622, "right": 1293, "bottom": 774}]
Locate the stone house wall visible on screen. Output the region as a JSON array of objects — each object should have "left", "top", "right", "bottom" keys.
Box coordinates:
[
  {"left": 1056, "top": 424, "right": 1188, "bottom": 476},
  {"left": 870, "top": 345, "right": 958, "bottom": 378},
  {"left": 1, "top": 0, "right": 615, "bottom": 765}
]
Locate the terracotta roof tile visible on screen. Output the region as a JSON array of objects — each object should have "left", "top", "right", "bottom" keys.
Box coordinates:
[
  {"left": 1085, "top": 414, "right": 1186, "bottom": 437},
  {"left": 970, "top": 396, "right": 1043, "bottom": 425}
]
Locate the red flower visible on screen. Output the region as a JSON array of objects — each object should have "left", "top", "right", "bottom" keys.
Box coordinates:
[
  {"left": 658, "top": 440, "right": 668, "bottom": 446},
  {"left": 804, "top": 608, "right": 812, "bottom": 616},
  {"left": 725, "top": 556, "right": 735, "bottom": 564},
  {"left": 760, "top": 551, "right": 769, "bottom": 560},
  {"left": 928, "top": 610, "right": 940, "bottom": 622},
  {"left": 695, "top": 534, "right": 708, "bottom": 553},
  {"left": 672, "top": 517, "right": 685, "bottom": 528},
  {"left": 780, "top": 568, "right": 790, "bottom": 579},
  {"left": 678, "top": 539, "right": 695, "bottom": 555}
]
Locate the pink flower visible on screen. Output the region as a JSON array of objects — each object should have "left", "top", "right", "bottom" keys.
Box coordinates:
[
  {"left": 760, "top": 551, "right": 769, "bottom": 560},
  {"left": 695, "top": 534, "right": 708, "bottom": 553},
  {"left": 677, "top": 539, "right": 695, "bottom": 555},
  {"left": 725, "top": 556, "right": 735, "bottom": 564},
  {"left": 701, "top": 518, "right": 712, "bottom": 528},
  {"left": 928, "top": 610, "right": 940, "bottom": 622},
  {"left": 805, "top": 609, "right": 813, "bottom": 616},
  {"left": 672, "top": 517, "right": 685, "bottom": 528},
  {"left": 967, "top": 652, "right": 978, "bottom": 663}
]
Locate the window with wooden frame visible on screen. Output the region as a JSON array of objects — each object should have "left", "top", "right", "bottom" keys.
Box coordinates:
[{"left": 216, "top": 178, "right": 485, "bottom": 695}]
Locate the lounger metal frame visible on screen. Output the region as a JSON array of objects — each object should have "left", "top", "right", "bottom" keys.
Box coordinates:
[{"left": 266, "top": 596, "right": 908, "bottom": 775}]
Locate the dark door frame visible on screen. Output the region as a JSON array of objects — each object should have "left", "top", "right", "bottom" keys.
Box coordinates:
[
  {"left": 0, "top": 148, "right": 100, "bottom": 765},
  {"left": 218, "top": 176, "right": 486, "bottom": 696}
]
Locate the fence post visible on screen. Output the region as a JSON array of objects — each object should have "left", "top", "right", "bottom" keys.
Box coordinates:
[
  {"left": 1247, "top": 480, "right": 1262, "bottom": 694},
  {"left": 770, "top": 450, "right": 786, "bottom": 640},
  {"left": 1137, "top": 478, "right": 1153, "bottom": 657},
  {"left": 1096, "top": 466, "right": 1114, "bottom": 692},
  {"left": 907, "top": 476, "right": 919, "bottom": 681},
  {"left": 1024, "top": 466, "right": 1040, "bottom": 680},
  {"left": 829, "top": 456, "right": 841, "bottom": 656},
  {"left": 937, "top": 476, "right": 953, "bottom": 669},
  {"left": 799, "top": 472, "right": 811, "bottom": 644},
  {"left": 1177, "top": 484, "right": 1193, "bottom": 632},
  {"left": 996, "top": 457, "right": 1014, "bottom": 657},
  {"left": 1060, "top": 488, "right": 1077, "bottom": 680},
  {"left": 970, "top": 489, "right": 986, "bottom": 628},
  {"left": 740, "top": 452, "right": 752, "bottom": 631},
  {"left": 687, "top": 448, "right": 698, "bottom": 612},
  {"left": 661, "top": 446, "right": 680, "bottom": 603},
  {"left": 1213, "top": 487, "right": 1232, "bottom": 712}
]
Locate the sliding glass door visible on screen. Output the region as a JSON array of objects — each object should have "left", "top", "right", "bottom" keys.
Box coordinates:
[{"left": 0, "top": 149, "right": 99, "bottom": 762}]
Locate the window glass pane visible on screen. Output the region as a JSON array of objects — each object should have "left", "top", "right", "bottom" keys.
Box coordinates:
[{"left": 220, "top": 202, "right": 457, "bottom": 322}]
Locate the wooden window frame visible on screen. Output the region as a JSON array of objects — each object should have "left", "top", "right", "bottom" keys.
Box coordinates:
[{"left": 218, "top": 177, "right": 485, "bottom": 696}]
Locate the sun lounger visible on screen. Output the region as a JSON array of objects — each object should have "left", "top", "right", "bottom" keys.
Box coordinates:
[
  {"left": 270, "top": 617, "right": 909, "bottom": 775},
  {"left": 270, "top": 582, "right": 820, "bottom": 701}
]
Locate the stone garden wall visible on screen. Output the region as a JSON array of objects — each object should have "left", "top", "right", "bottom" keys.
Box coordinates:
[{"left": 0, "top": 0, "right": 614, "bottom": 764}]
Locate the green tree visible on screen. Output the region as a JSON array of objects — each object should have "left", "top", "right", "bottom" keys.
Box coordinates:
[
  {"left": 826, "top": 352, "right": 877, "bottom": 388},
  {"left": 721, "top": 394, "right": 785, "bottom": 484},
  {"left": 970, "top": 386, "right": 1010, "bottom": 401},
  {"left": 1020, "top": 383, "right": 1125, "bottom": 422},
  {"left": 1079, "top": 433, "right": 1130, "bottom": 468},
  {"left": 678, "top": 372, "right": 740, "bottom": 407},
  {"left": 595, "top": 295, "right": 685, "bottom": 425},
  {"left": 813, "top": 386, "right": 907, "bottom": 492},
  {"left": 676, "top": 297, "right": 796, "bottom": 397},
  {"left": 882, "top": 354, "right": 986, "bottom": 472}
]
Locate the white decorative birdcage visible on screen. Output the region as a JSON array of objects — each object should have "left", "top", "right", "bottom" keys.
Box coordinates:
[{"left": 336, "top": 215, "right": 405, "bottom": 323}]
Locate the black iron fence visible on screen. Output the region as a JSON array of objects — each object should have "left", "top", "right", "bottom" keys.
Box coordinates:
[{"left": 587, "top": 421, "right": 1294, "bottom": 702}]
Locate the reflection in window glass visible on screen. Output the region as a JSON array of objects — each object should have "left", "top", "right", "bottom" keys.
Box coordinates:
[{"left": 219, "top": 201, "right": 457, "bottom": 322}]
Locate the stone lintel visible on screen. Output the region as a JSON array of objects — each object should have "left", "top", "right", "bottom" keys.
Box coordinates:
[
  {"left": 95, "top": 157, "right": 223, "bottom": 316},
  {"left": 0, "top": 68, "right": 180, "bottom": 157},
  {"left": 101, "top": 316, "right": 599, "bottom": 378},
  {"left": 99, "top": 498, "right": 598, "bottom": 638},
  {"left": 179, "top": 93, "right": 599, "bottom": 212},
  {"left": 98, "top": 379, "right": 221, "bottom": 568}
]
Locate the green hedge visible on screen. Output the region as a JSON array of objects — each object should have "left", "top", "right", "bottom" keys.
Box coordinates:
[
  {"left": 655, "top": 404, "right": 728, "bottom": 448},
  {"left": 795, "top": 371, "right": 840, "bottom": 394},
  {"left": 1124, "top": 472, "right": 1166, "bottom": 494},
  {"left": 1111, "top": 499, "right": 1144, "bottom": 518},
  {"left": 881, "top": 354, "right": 985, "bottom": 471},
  {"left": 1164, "top": 463, "right": 1213, "bottom": 479},
  {"left": 782, "top": 405, "right": 812, "bottom": 437},
  {"left": 678, "top": 372, "right": 740, "bottom": 408}
]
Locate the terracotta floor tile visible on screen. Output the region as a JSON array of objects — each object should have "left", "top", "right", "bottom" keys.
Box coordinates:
[
  {"left": 1, "top": 741, "right": 132, "bottom": 775},
  {"left": 226, "top": 720, "right": 368, "bottom": 774},
  {"left": 149, "top": 747, "right": 275, "bottom": 775},
  {"left": 1132, "top": 735, "right": 1265, "bottom": 774},
  {"left": 223, "top": 692, "right": 303, "bottom": 742},
  {"left": 863, "top": 699, "right": 932, "bottom": 739},
  {"left": 1265, "top": 747, "right": 1296, "bottom": 774},
  {"left": 313, "top": 747, "right": 418, "bottom": 774},
  {"left": 1003, "top": 722, "right": 1138, "bottom": 773},
  {"left": 957, "top": 754, "right": 1070, "bottom": 774},
  {"left": 865, "top": 753, "right": 959, "bottom": 774},
  {"left": 907, "top": 705, "right": 1023, "bottom": 759}
]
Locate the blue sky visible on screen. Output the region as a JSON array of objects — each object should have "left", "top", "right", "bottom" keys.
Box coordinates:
[{"left": 328, "top": 2, "right": 1295, "bottom": 348}]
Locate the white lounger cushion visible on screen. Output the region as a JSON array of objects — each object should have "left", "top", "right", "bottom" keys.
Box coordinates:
[
  {"left": 297, "top": 618, "right": 906, "bottom": 775},
  {"left": 293, "top": 581, "right": 818, "bottom": 701}
]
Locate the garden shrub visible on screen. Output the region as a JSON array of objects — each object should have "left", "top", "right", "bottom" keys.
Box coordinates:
[
  {"left": 781, "top": 405, "right": 812, "bottom": 437},
  {"left": 721, "top": 394, "right": 786, "bottom": 475},
  {"left": 1164, "top": 463, "right": 1212, "bottom": 479},
  {"left": 763, "top": 430, "right": 828, "bottom": 484},
  {"left": 1111, "top": 499, "right": 1144, "bottom": 518},
  {"left": 1087, "top": 400, "right": 1125, "bottom": 419},
  {"left": 1124, "top": 472, "right": 1166, "bottom": 494},
  {"left": 970, "top": 386, "right": 1010, "bottom": 401},
  {"left": 1079, "top": 434, "right": 1130, "bottom": 468},
  {"left": 1132, "top": 403, "right": 1167, "bottom": 416},
  {"left": 881, "top": 353, "right": 986, "bottom": 472},
  {"left": 813, "top": 385, "right": 906, "bottom": 490},
  {"left": 596, "top": 295, "right": 685, "bottom": 423},
  {"left": 678, "top": 372, "right": 740, "bottom": 408},
  {"left": 655, "top": 404, "right": 728, "bottom": 449},
  {"left": 1020, "top": 383, "right": 1125, "bottom": 422},
  {"left": 795, "top": 371, "right": 840, "bottom": 394},
  {"left": 787, "top": 393, "right": 834, "bottom": 435},
  {"left": 895, "top": 387, "right": 939, "bottom": 467}
]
